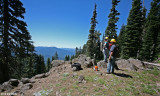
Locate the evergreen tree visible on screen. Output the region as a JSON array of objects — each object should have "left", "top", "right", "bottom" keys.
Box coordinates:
[
  {"left": 35, "top": 55, "right": 46, "bottom": 74},
  {"left": 70, "top": 55, "right": 75, "bottom": 61},
  {"left": 54, "top": 51, "right": 59, "bottom": 60},
  {"left": 46, "top": 58, "right": 51, "bottom": 72},
  {"left": 139, "top": 0, "right": 160, "bottom": 61},
  {"left": 94, "top": 30, "right": 103, "bottom": 60},
  {"left": 118, "top": 24, "right": 126, "bottom": 57},
  {"left": 87, "top": 3, "right": 98, "bottom": 58},
  {"left": 105, "top": 0, "right": 120, "bottom": 40},
  {"left": 52, "top": 56, "right": 54, "bottom": 61},
  {"left": 0, "top": 0, "right": 33, "bottom": 83},
  {"left": 82, "top": 44, "right": 87, "bottom": 54},
  {"left": 65, "top": 55, "right": 70, "bottom": 61},
  {"left": 122, "top": 0, "right": 143, "bottom": 59}
]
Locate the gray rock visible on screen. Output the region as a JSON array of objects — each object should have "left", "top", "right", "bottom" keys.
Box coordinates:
[
  {"left": 33, "top": 73, "right": 46, "bottom": 79},
  {"left": 72, "top": 54, "right": 94, "bottom": 68},
  {"left": 72, "top": 67, "right": 77, "bottom": 71},
  {"left": 128, "top": 58, "right": 145, "bottom": 69},
  {"left": 72, "top": 73, "right": 77, "bottom": 78},
  {"left": 96, "top": 72, "right": 103, "bottom": 76},
  {"left": 0, "top": 81, "right": 13, "bottom": 92},
  {"left": 65, "top": 61, "right": 72, "bottom": 64},
  {"left": 20, "top": 83, "right": 33, "bottom": 92},
  {"left": 78, "top": 75, "right": 84, "bottom": 83},
  {"left": 97, "top": 61, "right": 107, "bottom": 69},
  {"left": 115, "top": 59, "right": 139, "bottom": 71},
  {"left": 9, "top": 79, "right": 19, "bottom": 87},
  {"left": 21, "top": 78, "right": 31, "bottom": 84},
  {"left": 45, "top": 72, "right": 50, "bottom": 77},
  {"left": 33, "top": 89, "right": 53, "bottom": 96},
  {"left": 51, "top": 60, "right": 65, "bottom": 67}
]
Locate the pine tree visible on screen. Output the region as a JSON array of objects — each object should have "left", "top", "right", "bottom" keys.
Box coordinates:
[
  {"left": 139, "top": 0, "right": 160, "bottom": 61},
  {"left": 0, "top": 0, "right": 33, "bottom": 83},
  {"left": 87, "top": 3, "right": 98, "bottom": 58},
  {"left": 70, "top": 55, "right": 75, "bottom": 61},
  {"left": 94, "top": 30, "right": 103, "bottom": 60},
  {"left": 46, "top": 58, "right": 51, "bottom": 72},
  {"left": 52, "top": 56, "right": 54, "bottom": 61},
  {"left": 54, "top": 51, "right": 59, "bottom": 60},
  {"left": 118, "top": 24, "right": 126, "bottom": 57},
  {"left": 35, "top": 55, "right": 46, "bottom": 74},
  {"left": 82, "top": 44, "right": 87, "bottom": 54},
  {"left": 105, "top": 0, "right": 120, "bottom": 40},
  {"left": 122, "top": 0, "right": 143, "bottom": 59}
]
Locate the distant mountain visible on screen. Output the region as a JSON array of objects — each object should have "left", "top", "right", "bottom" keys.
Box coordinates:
[{"left": 35, "top": 47, "right": 75, "bottom": 62}]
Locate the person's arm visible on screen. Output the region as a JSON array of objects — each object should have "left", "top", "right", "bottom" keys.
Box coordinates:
[
  {"left": 109, "top": 45, "right": 115, "bottom": 60},
  {"left": 109, "top": 52, "right": 113, "bottom": 60}
]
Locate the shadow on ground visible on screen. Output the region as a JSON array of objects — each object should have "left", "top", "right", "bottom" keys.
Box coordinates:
[{"left": 113, "top": 73, "right": 133, "bottom": 78}]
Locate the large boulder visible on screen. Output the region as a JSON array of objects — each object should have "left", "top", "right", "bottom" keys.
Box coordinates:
[
  {"left": 115, "top": 59, "right": 139, "bottom": 71},
  {"left": 51, "top": 60, "right": 65, "bottom": 67},
  {"left": 97, "top": 61, "right": 107, "bottom": 69},
  {"left": 128, "top": 58, "right": 145, "bottom": 69},
  {"left": 0, "top": 81, "right": 13, "bottom": 92},
  {"left": 21, "top": 78, "right": 35, "bottom": 84},
  {"left": 32, "top": 73, "right": 49, "bottom": 79},
  {"left": 0, "top": 79, "right": 19, "bottom": 92},
  {"left": 72, "top": 54, "right": 94, "bottom": 68},
  {"left": 9, "top": 79, "right": 19, "bottom": 87},
  {"left": 20, "top": 83, "right": 33, "bottom": 93}
]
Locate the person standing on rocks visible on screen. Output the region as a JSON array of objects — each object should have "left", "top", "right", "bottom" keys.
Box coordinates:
[
  {"left": 103, "top": 37, "right": 109, "bottom": 62},
  {"left": 107, "top": 39, "right": 116, "bottom": 74}
]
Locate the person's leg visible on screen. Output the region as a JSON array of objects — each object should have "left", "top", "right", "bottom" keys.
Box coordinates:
[
  {"left": 103, "top": 50, "right": 106, "bottom": 61},
  {"left": 107, "top": 59, "right": 111, "bottom": 73},
  {"left": 111, "top": 57, "right": 115, "bottom": 73},
  {"left": 103, "top": 50, "right": 107, "bottom": 62}
]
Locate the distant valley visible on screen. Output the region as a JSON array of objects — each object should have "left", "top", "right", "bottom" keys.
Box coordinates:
[{"left": 35, "top": 47, "right": 75, "bottom": 61}]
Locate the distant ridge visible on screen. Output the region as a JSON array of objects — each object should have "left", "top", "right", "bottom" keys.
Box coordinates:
[{"left": 35, "top": 47, "right": 75, "bottom": 61}]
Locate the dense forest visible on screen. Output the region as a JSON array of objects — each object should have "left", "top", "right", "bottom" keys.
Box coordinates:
[
  {"left": 77, "top": 0, "right": 160, "bottom": 62},
  {"left": 0, "top": 0, "right": 160, "bottom": 84}
]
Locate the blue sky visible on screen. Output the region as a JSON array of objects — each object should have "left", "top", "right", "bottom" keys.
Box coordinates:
[{"left": 21, "top": 0, "right": 152, "bottom": 48}]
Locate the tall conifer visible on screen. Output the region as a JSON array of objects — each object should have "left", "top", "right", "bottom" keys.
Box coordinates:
[
  {"left": 87, "top": 3, "right": 98, "bottom": 58},
  {"left": 105, "top": 0, "right": 120, "bottom": 40}
]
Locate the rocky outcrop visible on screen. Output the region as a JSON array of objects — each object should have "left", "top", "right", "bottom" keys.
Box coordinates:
[
  {"left": 97, "top": 58, "right": 145, "bottom": 71},
  {"left": 116, "top": 59, "right": 139, "bottom": 71},
  {"left": 128, "top": 58, "right": 145, "bottom": 69},
  {"left": 72, "top": 54, "right": 94, "bottom": 68},
  {"left": 97, "top": 61, "right": 107, "bottom": 69},
  {"left": 0, "top": 79, "right": 19, "bottom": 92},
  {"left": 51, "top": 60, "right": 65, "bottom": 67}
]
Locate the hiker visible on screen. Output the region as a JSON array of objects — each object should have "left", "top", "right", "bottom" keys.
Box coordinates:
[
  {"left": 103, "top": 37, "right": 109, "bottom": 62},
  {"left": 107, "top": 39, "right": 116, "bottom": 74}
]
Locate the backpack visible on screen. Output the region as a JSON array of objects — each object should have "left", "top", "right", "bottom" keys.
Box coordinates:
[
  {"left": 104, "top": 42, "right": 109, "bottom": 49},
  {"left": 114, "top": 45, "right": 120, "bottom": 58},
  {"left": 71, "top": 63, "right": 83, "bottom": 71},
  {"left": 109, "top": 43, "right": 112, "bottom": 50}
]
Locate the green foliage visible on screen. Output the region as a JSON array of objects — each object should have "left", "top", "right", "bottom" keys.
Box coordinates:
[
  {"left": 70, "top": 55, "right": 75, "bottom": 61},
  {"left": 75, "top": 47, "right": 82, "bottom": 58},
  {"left": 121, "top": 0, "right": 143, "bottom": 59},
  {"left": 87, "top": 4, "right": 98, "bottom": 59},
  {"left": 0, "top": 0, "right": 34, "bottom": 83},
  {"left": 105, "top": 0, "right": 120, "bottom": 40},
  {"left": 54, "top": 51, "right": 59, "bottom": 60},
  {"left": 46, "top": 58, "right": 51, "bottom": 72},
  {"left": 65, "top": 55, "right": 70, "bottom": 61},
  {"left": 139, "top": 0, "right": 160, "bottom": 61},
  {"left": 35, "top": 54, "right": 46, "bottom": 74},
  {"left": 117, "top": 24, "right": 126, "bottom": 57}
]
